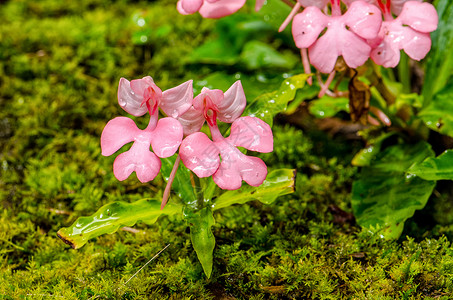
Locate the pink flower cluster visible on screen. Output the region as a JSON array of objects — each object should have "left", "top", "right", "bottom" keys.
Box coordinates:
[
  {"left": 101, "top": 77, "right": 273, "bottom": 190},
  {"left": 291, "top": 0, "right": 438, "bottom": 73}
]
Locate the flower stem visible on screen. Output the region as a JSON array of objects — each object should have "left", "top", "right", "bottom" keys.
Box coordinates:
[{"left": 161, "top": 155, "right": 181, "bottom": 210}]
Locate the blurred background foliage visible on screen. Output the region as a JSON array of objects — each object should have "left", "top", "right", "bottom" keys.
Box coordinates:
[{"left": 1, "top": 0, "right": 453, "bottom": 298}]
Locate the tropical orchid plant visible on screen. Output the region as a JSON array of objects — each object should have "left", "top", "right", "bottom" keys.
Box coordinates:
[
  {"left": 58, "top": 0, "right": 453, "bottom": 278},
  {"left": 58, "top": 76, "right": 296, "bottom": 277}
]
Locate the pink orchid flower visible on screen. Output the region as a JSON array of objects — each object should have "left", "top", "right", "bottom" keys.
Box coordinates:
[
  {"left": 177, "top": 0, "right": 246, "bottom": 18},
  {"left": 118, "top": 76, "right": 193, "bottom": 118},
  {"left": 178, "top": 81, "right": 273, "bottom": 190},
  {"left": 177, "top": 80, "right": 246, "bottom": 136},
  {"left": 292, "top": 0, "right": 382, "bottom": 73},
  {"left": 101, "top": 77, "right": 193, "bottom": 183},
  {"left": 368, "top": 0, "right": 438, "bottom": 68},
  {"left": 343, "top": 0, "right": 423, "bottom": 15}
]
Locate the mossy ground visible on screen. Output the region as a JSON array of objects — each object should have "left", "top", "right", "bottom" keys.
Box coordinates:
[{"left": 1, "top": 0, "right": 453, "bottom": 299}]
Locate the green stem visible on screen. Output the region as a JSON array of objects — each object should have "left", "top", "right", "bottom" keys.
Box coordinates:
[
  {"left": 398, "top": 52, "right": 411, "bottom": 94},
  {"left": 190, "top": 172, "right": 205, "bottom": 210}
]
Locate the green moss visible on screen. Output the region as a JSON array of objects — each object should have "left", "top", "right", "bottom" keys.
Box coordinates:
[{"left": 1, "top": 0, "right": 453, "bottom": 298}]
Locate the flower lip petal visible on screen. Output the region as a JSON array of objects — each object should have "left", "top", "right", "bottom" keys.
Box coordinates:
[
  {"left": 113, "top": 142, "right": 161, "bottom": 183},
  {"left": 227, "top": 116, "right": 273, "bottom": 152},
  {"left": 180, "top": 0, "right": 204, "bottom": 14},
  {"left": 151, "top": 117, "right": 184, "bottom": 158},
  {"left": 292, "top": 6, "right": 328, "bottom": 49},
  {"left": 117, "top": 78, "right": 148, "bottom": 116},
  {"left": 101, "top": 117, "right": 143, "bottom": 156},
  {"left": 180, "top": 132, "right": 220, "bottom": 178},
  {"left": 344, "top": 1, "right": 382, "bottom": 40},
  {"left": 398, "top": 1, "right": 438, "bottom": 33}
]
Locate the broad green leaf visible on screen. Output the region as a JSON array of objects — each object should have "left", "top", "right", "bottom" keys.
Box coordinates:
[
  {"left": 422, "top": 0, "right": 453, "bottom": 105},
  {"left": 240, "top": 40, "right": 297, "bottom": 70},
  {"left": 408, "top": 150, "right": 453, "bottom": 181},
  {"left": 351, "top": 132, "right": 397, "bottom": 167},
  {"left": 351, "top": 142, "right": 436, "bottom": 239},
  {"left": 418, "top": 83, "right": 453, "bottom": 138},
  {"left": 160, "top": 155, "right": 197, "bottom": 206},
  {"left": 245, "top": 74, "right": 311, "bottom": 127},
  {"left": 212, "top": 169, "right": 295, "bottom": 210},
  {"left": 309, "top": 95, "right": 349, "bottom": 118},
  {"left": 186, "top": 207, "right": 215, "bottom": 278},
  {"left": 188, "top": 39, "right": 238, "bottom": 65},
  {"left": 57, "top": 199, "right": 182, "bottom": 249}
]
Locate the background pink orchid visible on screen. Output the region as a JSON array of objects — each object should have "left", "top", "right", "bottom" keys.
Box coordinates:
[
  {"left": 368, "top": 1, "right": 438, "bottom": 68},
  {"left": 177, "top": 80, "right": 246, "bottom": 135},
  {"left": 292, "top": 0, "right": 382, "bottom": 73},
  {"left": 177, "top": 0, "right": 246, "bottom": 18}
]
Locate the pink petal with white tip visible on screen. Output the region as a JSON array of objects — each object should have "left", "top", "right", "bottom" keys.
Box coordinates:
[
  {"left": 113, "top": 142, "right": 161, "bottom": 183},
  {"left": 160, "top": 80, "right": 193, "bottom": 118},
  {"left": 117, "top": 78, "right": 148, "bottom": 117},
  {"left": 216, "top": 81, "right": 246, "bottom": 123},
  {"left": 101, "top": 117, "right": 143, "bottom": 156},
  {"left": 177, "top": 107, "right": 206, "bottom": 136},
  {"left": 344, "top": 1, "right": 382, "bottom": 39},
  {"left": 177, "top": 0, "right": 191, "bottom": 15},
  {"left": 213, "top": 141, "right": 268, "bottom": 190},
  {"left": 292, "top": 7, "right": 328, "bottom": 49},
  {"left": 227, "top": 116, "right": 273, "bottom": 152},
  {"left": 180, "top": 0, "right": 204, "bottom": 14},
  {"left": 199, "top": 0, "right": 246, "bottom": 19},
  {"left": 180, "top": 132, "right": 220, "bottom": 178},
  {"left": 398, "top": 1, "right": 438, "bottom": 33},
  {"left": 151, "top": 117, "right": 184, "bottom": 158}
]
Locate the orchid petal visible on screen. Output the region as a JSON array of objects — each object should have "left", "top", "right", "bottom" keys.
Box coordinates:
[
  {"left": 370, "top": 29, "right": 401, "bottom": 68},
  {"left": 340, "top": 30, "right": 372, "bottom": 69},
  {"left": 344, "top": 1, "right": 381, "bottom": 39},
  {"left": 180, "top": 0, "right": 204, "bottom": 14},
  {"left": 227, "top": 116, "right": 273, "bottom": 152},
  {"left": 113, "top": 142, "right": 161, "bottom": 183},
  {"left": 151, "top": 117, "right": 184, "bottom": 158},
  {"left": 177, "top": 107, "right": 206, "bottom": 136},
  {"left": 193, "top": 89, "right": 224, "bottom": 111},
  {"left": 101, "top": 117, "right": 143, "bottom": 156},
  {"left": 216, "top": 81, "right": 246, "bottom": 123},
  {"left": 180, "top": 132, "right": 220, "bottom": 177},
  {"left": 398, "top": 1, "right": 438, "bottom": 33},
  {"left": 177, "top": 0, "right": 191, "bottom": 15},
  {"left": 292, "top": 7, "right": 328, "bottom": 49},
  {"left": 401, "top": 28, "right": 431, "bottom": 62},
  {"left": 213, "top": 144, "right": 268, "bottom": 190},
  {"left": 117, "top": 78, "right": 148, "bottom": 117},
  {"left": 130, "top": 76, "right": 155, "bottom": 96},
  {"left": 199, "top": 0, "right": 246, "bottom": 18},
  {"left": 161, "top": 80, "right": 194, "bottom": 118},
  {"left": 308, "top": 29, "right": 341, "bottom": 74}
]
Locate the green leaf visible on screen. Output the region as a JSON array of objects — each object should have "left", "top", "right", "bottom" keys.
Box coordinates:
[
  {"left": 351, "top": 142, "right": 436, "bottom": 239},
  {"left": 422, "top": 0, "right": 453, "bottom": 105},
  {"left": 186, "top": 207, "right": 215, "bottom": 278},
  {"left": 351, "top": 132, "right": 397, "bottom": 167},
  {"left": 160, "top": 155, "right": 197, "bottom": 206},
  {"left": 245, "top": 74, "right": 311, "bottom": 127},
  {"left": 408, "top": 150, "right": 453, "bottom": 181},
  {"left": 212, "top": 169, "right": 295, "bottom": 210},
  {"left": 57, "top": 199, "right": 182, "bottom": 249},
  {"left": 418, "top": 83, "right": 453, "bottom": 138},
  {"left": 309, "top": 95, "right": 349, "bottom": 118},
  {"left": 240, "top": 40, "right": 297, "bottom": 70}
]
